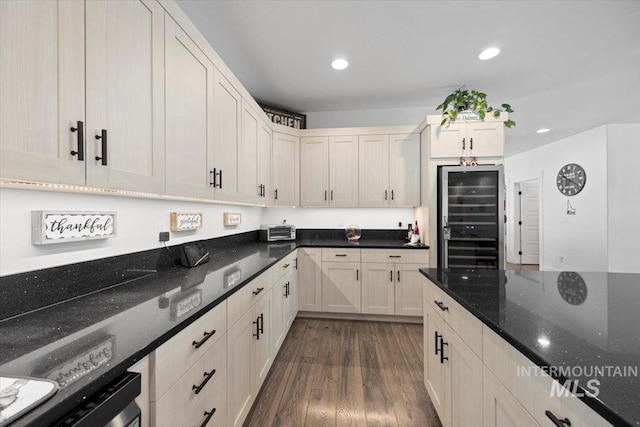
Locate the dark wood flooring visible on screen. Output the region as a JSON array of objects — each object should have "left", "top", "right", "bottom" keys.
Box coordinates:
[{"left": 244, "top": 318, "right": 442, "bottom": 427}]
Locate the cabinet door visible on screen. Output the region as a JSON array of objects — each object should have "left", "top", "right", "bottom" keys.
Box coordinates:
[
  {"left": 211, "top": 68, "right": 241, "bottom": 201},
  {"left": 483, "top": 366, "right": 539, "bottom": 427},
  {"left": 253, "top": 290, "right": 272, "bottom": 392},
  {"left": 466, "top": 121, "right": 504, "bottom": 158},
  {"left": 389, "top": 134, "right": 420, "bottom": 206},
  {"left": 424, "top": 301, "right": 448, "bottom": 425},
  {"left": 298, "top": 248, "right": 322, "bottom": 312},
  {"left": 321, "top": 262, "right": 361, "bottom": 313},
  {"left": 445, "top": 324, "right": 483, "bottom": 427},
  {"left": 394, "top": 264, "right": 425, "bottom": 316},
  {"left": 165, "top": 14, "right": 212, "bottom": 199},
  {"left": 358, "top": 135, "right": 389, "bottom": 206},
  {"left": 361, "top": 263, "right": 395, "bottom": 315},
  {"left": 430, "top": 123, "right": 465, "bottom": 159},
  {"left": 271, "top": 275, "right": 286, "bottom": 356},
  {"left": 300, "top": 136, "right": 329, "bottom": 207},
  {"left": 85, "top": 0, "right": 164, "bottom": 193},
  {"left": 239, "top": 101, "right": 260, "bottom": 203},
  {"left": 227, "top": 310, "right": 255, "bottom": 427},
  {"left": 329, "top": 135, "right": 359, "bottom": 207},
  {"left": 283, "top": 267, "right": 296, "bottom": 330},
  {"left": 258, "top": 121, "right": 272, "bottom": 203},
  {"left": 0, "top": 0, "right": 85, "bottom": 185},
  {"left": 272, "top": 132, "right": 299, "bottom": 206}
]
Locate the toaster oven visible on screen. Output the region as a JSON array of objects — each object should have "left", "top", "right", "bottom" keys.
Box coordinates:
[{"left": 259, "top": 224, "right": 296, "bottom": 241}]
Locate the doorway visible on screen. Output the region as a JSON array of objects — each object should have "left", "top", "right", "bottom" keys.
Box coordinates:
[{"left": 511, "top": 179, "right": 540, "bottom": 268}]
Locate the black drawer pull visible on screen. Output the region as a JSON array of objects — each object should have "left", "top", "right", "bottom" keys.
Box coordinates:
[
  {"left": 356, "top": 269, "right": 359, "bottom": 281},
  {"left": 397, "top": 270, "right": 400, "bottom": 282},
  {"left": 252, "top": 287, "right": 264, "bottom": 296},
  {"left": 274, "top": 188, "right": 278, "bottom": 200},
  {"left": 209, "top": 169, "right": 215, "bottom": 186},
  {"left": 462, "top": 137, "right": 466, "bottom": 150},
  {"left": 545, "top": 411, "right": 571, "bottom": 426},
  {"left": 335, "top": 254, "right": 347, "bottom": 257},
  {"left": 95, "top": 129, "right": 107, "bottom": 165},
  {"left": 390, "top": 270, "right": 393, "bottom": 282},
  {"left": 391, "top": 189, "right": 394, "bottom": 200},
  {"left": 434, "top": 300, "right": 449, "bottom": 311},
  {"left": 192, "top": 330, "right": 216, "bottom": 349},
  {"left": 70, "top": 121, "right": 84, "bottom": 160},
  {"left": 253, "top": 316, "right": 261, "bottom": 339},
  {"left": 439, "top": 337, "right": 448, "bottom": 364},
  {"left": 470, "top": 137, "right": 473, "bottom": 150},
  {"left": 389, "top": 255, "right": 401, "bottom": 258},
  {"left": 435, "top": 332, "right": 441, "bottom": 355},
  {"left": 385, "top": 189, "right": 388, "bottom": 200},
  {"left": 200, "top": 408, "right": 216, "bottom": 427},
  {"left": 192, "top": 369, "right": 216, "bottom": 395},
  {"left": 324, "top": 190, "right": 327, "bottom": 201},
  {"left": 283, "top": 263, "right": 290, "bottom": 268}
]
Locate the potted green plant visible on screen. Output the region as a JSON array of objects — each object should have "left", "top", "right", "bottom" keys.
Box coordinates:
[{"left": 436, "top": 88, "right": 515, "bottom": 128}]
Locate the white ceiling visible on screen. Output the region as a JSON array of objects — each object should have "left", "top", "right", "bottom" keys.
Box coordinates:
[{"left": 176, "top": 0, "right": 640, "bottom": 155}]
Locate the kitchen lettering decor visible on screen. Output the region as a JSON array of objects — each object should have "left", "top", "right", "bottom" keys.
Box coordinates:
[
  {"left": 170, "top": 212, "right": 203, "bottom": 231},
  {"left": 259, "top": 103, "right": 306, "bottom": 129},
  {"left": 31, "top": 211, "right": 116, "bottom": 245}
]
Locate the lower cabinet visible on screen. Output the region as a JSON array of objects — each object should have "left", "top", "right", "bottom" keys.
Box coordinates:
[
  {"left": 483, "top": 366, "right": 539, "bottom": 427},
  {"left": 361, "top": 262, "right": 426, "bottom": 316},
  {"left": 321, "top": 261, "right": 361, "bottom": 313},
  {"left": 297, "top": 248, "right": 322, "bottom": 311},
  {"left": 424, "top": 300, "right": 448, "bottom": 423}
]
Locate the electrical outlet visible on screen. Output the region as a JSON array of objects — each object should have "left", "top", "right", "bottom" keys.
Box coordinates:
[{"left": 159, "top": 231, "right": 170, "bottom": 242}]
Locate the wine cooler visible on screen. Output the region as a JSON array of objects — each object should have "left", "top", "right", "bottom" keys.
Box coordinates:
[{"left": 437, "top": 165, "right": 504, "bottom": 269}]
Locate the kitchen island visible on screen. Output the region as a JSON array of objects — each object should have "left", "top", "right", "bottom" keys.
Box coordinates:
[{"left": 420, "top": 268, "right": 640, "bottom": 427}]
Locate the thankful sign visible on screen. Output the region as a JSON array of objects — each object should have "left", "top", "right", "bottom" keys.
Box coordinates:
[
  {"left": 170, "top": 212, "right": 203, "bottom": 231},
  {"left": 32, "top": 211, "right": 117, "bottom": 245}
]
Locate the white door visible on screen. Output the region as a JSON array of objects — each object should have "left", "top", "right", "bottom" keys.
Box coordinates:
[
  {"left": 239, "top": 101, "right": 260, "bottom": 203},
  {"left": 321, "top": 262, "right": 361, "bottom": 313},
  {"left": 300, "top": 136, "right": 329, "bottom": 207},
  {"left": 283, "top": 267, "right": 296, "bottom": 330},
  {"left": 394, "top": 264, "right": 425, "bottom": 316},
  {"left": 85, "top": 0, "right": 165, "bottom": 193},
  {"left": 272, "top": 132, "right": 299, "bottom": 206},
  {"left": 519, "top": 179, "right": 540, "bottom": 265},
  {"left": 361, "top": 263, "right": 395, "bottom": 315},
  {"left": 389, "top": 134, "right": 420, "bottom": 206},
  {"left": 0, "top": 0, "right": 85, "bottom": 185},
  {"left": 254, "top": 291, "right": 272, "bottom": 392},
  {"left": 329, "top": 135, "right": 359, "bottom": 207},
  {"left": 358, "top": 135, "right": 389, "bottom": 207},
  {"left": 164, "top": 14, "right": 212, "bottom": 199}
]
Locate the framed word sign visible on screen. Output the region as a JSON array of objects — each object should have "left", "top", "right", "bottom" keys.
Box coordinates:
[
  {"left": 170, "top": 212, "right": 203, "bottom": 231},
  {"left": 223, "top": 212, "right": 242, "bottom": 226},
  {"left": 259, "top": 103, "right": 306, "bottom": 129},
  {"left": 32, "top": 211, "right": 117, "bottom": 245}
]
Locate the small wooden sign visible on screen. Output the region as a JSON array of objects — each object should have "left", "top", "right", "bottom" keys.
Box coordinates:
[
  {"left": 170, "top": 212, "right": 203, "bottom": 231},
  {"left": 223, "top": 212, "right": 242, "bottom": 226},
  {"left": 32, "top": 211, "right": 116, "bottom": 245}
]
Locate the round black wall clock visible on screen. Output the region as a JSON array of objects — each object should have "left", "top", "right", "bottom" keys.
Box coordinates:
[
  {"left": 556, "top": 163, "right": 586, "bottom": 196},
  {"left": 557, "top": 271, "right": 587, "bottom": 305}
]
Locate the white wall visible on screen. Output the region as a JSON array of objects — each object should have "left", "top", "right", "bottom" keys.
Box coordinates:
[
  {"left": 0, "top": 188, "right": 263, "bottom": 276},
  {"left": 261, "top": 207, "right": 414, "bottom": 230},
  {"left": 606, "top": 123, "right": 640, "bottom": 273},
  {"left": 505, "top": 126, "right": 609, "bottom": 272}
]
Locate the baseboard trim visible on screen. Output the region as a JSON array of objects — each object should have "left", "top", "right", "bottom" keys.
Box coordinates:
[{"left": 296, "top": 311, "right": 422, "bottom": 324}]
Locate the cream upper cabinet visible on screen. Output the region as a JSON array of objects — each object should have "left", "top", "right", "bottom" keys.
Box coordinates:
[
  {"left": 329, "top": 135, "right": 359, "bottom": 207},
  {"left": 258, "top": 120, "right": 272, "bottom": 203},
  {"left": 239, "top": 101, "right": 261, "bottom": 203},
  {"left": 297, "top": 248, "right": 323, "bottom": 312},
  {"left": 358, "top": 135, "right": 389, "bottom": 207},
  {"left": 389, "top": 133, "right": 420, "bottom": 206},
  {"left": 85, "top": 0, "right": 165, "bottom": 193},
  {"left": 0, "top": 0, "right": 84, "bottom": 185},
  {"left": 271, "top": 132, "right": 300, "bottom": 206},
  {"left": 211, "top": 68, "right": 241, "bottom": 201},
  {"left": 430, "top": 121, "right": 504, "bottom": 159},
  {"left": 300, "top": 136, "right": 329, "bottom": 207},
  {"left": 164, "top": 13, "right": 212, "bottom": 199}
]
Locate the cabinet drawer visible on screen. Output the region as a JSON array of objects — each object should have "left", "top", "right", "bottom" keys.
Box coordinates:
[
  {"left": 361, "top": 248, "right": 429, "bottom": 264},
  {"left": 186, "top": 369, "right": 227, "bottom": 427},
  {"left": 483, "top": 326, "right": 611, "bottom": 427},
  {"left": 151, "top": 301, "right": 226, "bottom": 400},
  {"left": 152, "top": 337, "right": 227, "bottom": 426},
  {"left": 272, "top": 251, "right": 296, "bottom": 281},
  {"left": 321, "top": 248, "right": 360, "bottom": 263},
  {"left": 227, "top": 273, "right": 271, "bottom": 330},
  {"left": 427, "top": 279, "right": 482, "bottom": 357}
]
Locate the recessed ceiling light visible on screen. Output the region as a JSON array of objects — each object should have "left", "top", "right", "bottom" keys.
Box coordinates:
[
  {"left": 536, "top": 128, "right": 550, "bottom": 134},
  {"left": 331, "top": 58, "right": 349, "bottom": 70},
  {"left": 478, "top": 47, "right": 500, "bottom": 60}
]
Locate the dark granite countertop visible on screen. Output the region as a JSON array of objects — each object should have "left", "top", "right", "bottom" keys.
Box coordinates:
[
  {"left": 420, "top": 268, "right": 640, "bottom": 427},
  {"left": 0, "top": 234, "right": 426, "bottom": 426}
]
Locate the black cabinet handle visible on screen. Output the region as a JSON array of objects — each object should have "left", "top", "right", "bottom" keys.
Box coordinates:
[
  {"left": 331, "top": 190, "right": 333, "bottom": 200},
  {"left": 95, "top": 129, "right": 107, "bottom": 165},
  {"left": 439, "top": 336, "right": 448, "bottom": 364},
  {"left": 545, "top": 411, "right": 571, "bottom": 426},
  {"left": 391, "top": 189, "right": 394, "bottom": 200},
  {"left": 274, "top": 189, "right": 278, "bottom": 200},
  {"left": 390, "top": 270, "right": 393, "bottom": 282},
  {"left": 259, "top": 313, "right": 264, "bottom": 334},
  {"left": 192, "top": 330, "right": 216, "bottom": 349},
  {"left": 324, "top": 190, "right": 327, "bottom": 201},
  {"left": 253, "top": 316, "right": 261, "bottom": 339},
  {"left": 470, "top": 137, "right": 473, "bottom": 150},
  {"left": 218, "top": 169, "right": 222, "bottom": 188},
  {"left": 435, "top": 332, "right": 441, "bottom": 355},
  {"left": 70, "top": 121, "right": 84, "bottom": 160},
  {"left": 258, "top": 185, "right": 263, "bottom": 197},
  {"left": 252, "top": 287, "right": 264, "bottom": 296},
  {"left": 283, "top": 282, "right": 288, "bottom": 297},
  {"left": 397, "top": 270, "right": 400, "bottom": 282},
  {"left": 335, "top": 254, "right": 347, "bottom": 257},
  {"left": 283, "top": 263, "right": 290, "bottom": 268},
  {"left": 261, "top": 184, "right": 265, "bottom": 197},
  {"left": 192, "top": 369, "right": 216, "bottom": 395},
  {"left": 385, "top": 189, "right": 388, "bottom": 200},
  {"left": 389, "top": 255, "right": 401, "bottom": 258},
  {"left": 356, "top": 269, "right": 359, "bottom": 281},
  {"left": 210, "top": 169, "right": 216, "bottom": 186},
  {"left": 462, "top": 137, "right": 466, "bottom": 150},
  {"left": 434, "top": 300, "right": 449, "bottom": 311},
  {"left": 294, "top": 258, "right": 297, "bottom": 269},
  {"left": 200, "top": 408, "right": 216, "bottom": 427}
]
